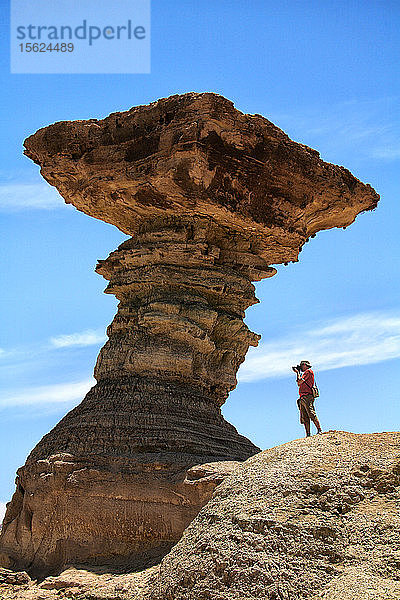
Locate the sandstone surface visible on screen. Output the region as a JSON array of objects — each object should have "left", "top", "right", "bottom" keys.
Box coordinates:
[
  {"left": 0, "top": 92, "right": 379, "bottom": 576},
  {"left": 1, "top": 431, "right": 399, "bottom": 600},
  {"left": 141, "top": 430, "right": 400, "bottom": 600}
]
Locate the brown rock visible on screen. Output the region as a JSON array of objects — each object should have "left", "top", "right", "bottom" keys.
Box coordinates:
[
  {"left": 0, "top": 564, "right": 157, "bottom": 599},
  {"left": 23, "top": 91, "right": 378, "bottom": 242},
  {"left": 0, "top": 92, "right": 379, "bottom": 577},
  {"left": 1, "top": 432, "right": 398, "bottom": 600},
  {"left": 0, "top": 567, "right": 32, "bottom": 586},
  {"left": 0, "top": 456, "right": 239, "bottom": 579},
  {"left": 142, "top": 431, "right": 400, "bottom": 600}
]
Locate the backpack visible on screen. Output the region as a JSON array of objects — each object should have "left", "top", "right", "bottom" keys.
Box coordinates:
[
  {"left": 311, "top": 383, "right": 320, "bottom": 399},
  {"left": 304, "top": 374, "right": 319, "bottom": 398}
]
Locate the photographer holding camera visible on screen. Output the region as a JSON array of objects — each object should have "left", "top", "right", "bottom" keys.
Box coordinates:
[{"left": 292, "top": 360, "right": 322, "bottom": 437}]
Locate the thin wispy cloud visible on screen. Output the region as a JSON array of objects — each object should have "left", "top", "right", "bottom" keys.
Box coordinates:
[
  {"left": 0, "top": 182, "right": 64, "bottom": 211},
  {"left": 238, "top": 310, "right": 400, "bottom": 383},
  {"left": 1, "top": 313, "right": 399, "bottom": 406},
  {"left": 0, "top": 330, "right": 106, "bottom": 399},
  {"left": 0, "top": 378, "right": 95, "bottom": 408},
  {"left": 0, "top": 329, "right": 106, "bottom": 366},
  {"left": 269, "top": 97, "right": 400, "bottom": 163},
  {"left": 371, "top": 146, "right": 400, "bottom": 160},
  {"left": 0, "top": 502, "right": 6, "bottom": 524},
  {"left": 50, "top": 329, "right": 106, "bottom": 348}
]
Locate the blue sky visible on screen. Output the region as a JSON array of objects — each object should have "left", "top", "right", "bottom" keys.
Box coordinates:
[{"left": 1, "top": 0, "right": 399, "bottom": 519}]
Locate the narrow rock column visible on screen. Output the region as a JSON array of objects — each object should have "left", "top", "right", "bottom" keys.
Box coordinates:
[
  {"left": 0, "top": 215, "right": 270, "bottom": 577},
  {"left": 95, "top": 216, "right": 266, "bottom": 406},
  {"left": 28, "top": 214, "right": 271, "bottom": 463}
]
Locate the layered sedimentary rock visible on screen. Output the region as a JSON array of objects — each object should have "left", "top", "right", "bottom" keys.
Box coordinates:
[
  {"left": 0, "top": 92, "right": 379, "bottom": 576},
  {"left": 1, "top": 431, "right": 399, "bottom": 600}
]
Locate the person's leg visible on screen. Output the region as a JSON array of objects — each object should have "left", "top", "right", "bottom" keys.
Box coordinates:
[
  {"left": 299, "top": 398, "right": 311, "bottom": 436},
  {"left": 311, "top": 415, "right": 322, "bottom": 433},
  {"left": 309, "top": 402, "right": 322, "bottom": 433}
]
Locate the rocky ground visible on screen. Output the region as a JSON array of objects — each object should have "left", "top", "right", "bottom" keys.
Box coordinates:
[
  {"left": 0, "top": 564, "right": 157, "bottom": 599},
  {"left": 2, "top": 430, "right": 399, "bottom": 600}
]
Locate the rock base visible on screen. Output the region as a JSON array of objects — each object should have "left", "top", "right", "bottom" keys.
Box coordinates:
[{"left": 0, "top": 457, "right": 240, "bottom": 577}]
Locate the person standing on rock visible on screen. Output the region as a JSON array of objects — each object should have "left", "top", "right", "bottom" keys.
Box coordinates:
[{"left": 293, "top": 360, "right": 322, "bottom": 437}]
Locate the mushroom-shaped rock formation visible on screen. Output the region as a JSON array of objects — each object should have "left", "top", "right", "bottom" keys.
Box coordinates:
[{"left": 0, "top": 92, "right": 379, "bottom": 577}]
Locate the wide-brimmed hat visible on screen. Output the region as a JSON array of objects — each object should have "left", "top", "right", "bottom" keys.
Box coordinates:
[{"left": 300, "top": 360, "right": 312, "bottom": 367}]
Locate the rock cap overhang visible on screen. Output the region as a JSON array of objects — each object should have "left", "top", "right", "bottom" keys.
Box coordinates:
[{"left": 23, "top": 91, "right": 379, "bottom": 265}]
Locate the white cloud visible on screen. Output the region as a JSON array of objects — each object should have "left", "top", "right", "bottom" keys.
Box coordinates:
[
  {"left": 2, "top": 313, "right": 399, "bottom": 405},
  {"left": 238, "top": 310, "right": 400, "bottom": 383},
  {"left": 0, "top": 347, "right": 20, "bottom": 361},
  {"left": 0, "top": 182, "right": 64, "bottom": 211},
  {"left": 0, "top": 502, "right": 7, "bottom": 524},
  {"left": 269, "top": 97, "right": 400, "bottom": 163},
  {"left": 50, "top": 329, "right": 106, "bottom": 348},
  {"left": 0, "top": 330, "right": 106, "bottom": 372},
  {"left": 0, "top": 378, "right": 95, "bottom": 408},
  {"left": 371, "top": 146, "right": 400, "bottom": 160}
]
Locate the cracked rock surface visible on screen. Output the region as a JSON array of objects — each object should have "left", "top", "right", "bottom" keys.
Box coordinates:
[
  {"left": 0, "top": 92, "right": 379, "bottom": 577},
  {"left": 140, "top": 430, "right": 400, "bottom": 600},
  {"left": 1, "top": 431, "right": 399, "bottom": 600}
]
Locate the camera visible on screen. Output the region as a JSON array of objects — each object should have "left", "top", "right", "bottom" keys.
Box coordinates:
[{"left": 292, "top": 364, "right": 302, "bottom": 373}]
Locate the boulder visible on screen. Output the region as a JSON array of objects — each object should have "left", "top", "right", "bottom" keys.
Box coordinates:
[{"left": 143, "top": 431, "right": 400, "bottom": 600}]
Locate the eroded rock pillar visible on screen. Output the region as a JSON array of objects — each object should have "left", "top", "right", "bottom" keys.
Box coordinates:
[{"left": 0, "top": 215, "right": 270, "bottom": 576}]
